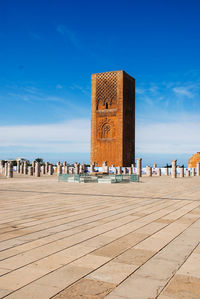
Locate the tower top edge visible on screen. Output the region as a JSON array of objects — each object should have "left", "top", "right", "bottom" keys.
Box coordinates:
[{"left": 91, "top": 70, "right": 135, "bottom": 79}]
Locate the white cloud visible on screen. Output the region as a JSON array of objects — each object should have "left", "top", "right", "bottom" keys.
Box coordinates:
[
  {"left": 173, "top": 87, "right": 194, "bottom": 98},
  {"left": 136, "top": 121, "right": 200, "bottom": 154},
  {"left": 0, "top": 119, "right": 90, "bottom": 153},
  {"left": 0, "top": 117, "right": 200, "bottom": 156}
]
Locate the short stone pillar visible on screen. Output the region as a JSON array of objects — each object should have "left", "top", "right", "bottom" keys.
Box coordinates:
[
  {"left": 165, "top": 167, "right": 169, "bottom": 176},
  {"left": 17, "top": 161, "right": 20, "bottom": 173},
  {"left": 20, "top": 162, "right": 24, "bottom": 174},
  {"left": 128, "top": 167, "right": 132, "bottom": 175},
  {"left": 74, "top": 163, "right": 80, "bottom": 174},
  {"left": 180, "top": 167, "right": 184, "bottom": 178},
  {"left": 124, "top": 167, "right": 128, "bottom": 174},
  {"left": 19, "top": 163, "right": 22, "bottom": 174},
  {"left": 171, "top": 160, "right": 177, "bottom": 178},
  {"left": 113, "top": 167, "right": 117, "bottom": 174},
  {"left": 48, "top": 164, "right": 53, "bottom": 175},
  {"left": 7, "top": 162, "right": 13, "bottom": 178},
  {"left": 57, "top": 164, "right": 62, "bottom": 175},
  {"left": 45, "top": 162, "right": 49, "bottom": 174},
  {"left": 64, "top": 165, "right": 69, "bottom": 174},
  {"left": 192, "top": 168, "right": 195, "bottom": 176},
  {"left": 41, "top": 165, "right": 45, "bottom": 175},
  {"left": 102, "top": 162, "right": 109, "bottom": 173},
  {"left": 91, "top": 163, "right": 95, "bottom": 173},
  {"left": 117, "top": 166, "right": 122, "bottom": 174},
  {"left": 35, "top": 162, "right": 40, "bottom": 177},
  {"left": 32, "top": 161, "right": 36, "bottom": 173},
  {"left": 186, "top": 170, "right": 190, "bottom": 177},
  {"left": 197, "top": 162, "right": 200, "bottom": 176},
  {"left": 79, "top": 164, "right": 84, "bottom": 174},
  {"left": 131, "top": 164, "right": 135, "bottom": 173},
  {"left": 157, "top": 168, "right": 161, "bottom": 176},
  {"left": 0, "top": 160, "right": 4, "bottom": 174},
  {"left": 137, "top": 158, "right": 142, "bottom": 177},
  {"left": 24, "top": 161, "right": 28, "bottom": 175},
  {"left": 4, "top": 163, "right": 8, "bottom": 176},
  {"left": 146, "top": 166, "right": 152, "bottom": 177},
  {"left": 28, "top": 166, "right": 33, "bottom": 176}
]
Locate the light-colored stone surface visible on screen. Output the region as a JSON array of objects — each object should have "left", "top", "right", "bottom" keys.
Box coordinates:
[{"left": 0, "top": 174, "right": 199, "bottom": 298}]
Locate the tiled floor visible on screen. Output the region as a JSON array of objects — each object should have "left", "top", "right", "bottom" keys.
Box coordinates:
[{"left": 0, "top": 174, "right": 199, "bottom": 298}]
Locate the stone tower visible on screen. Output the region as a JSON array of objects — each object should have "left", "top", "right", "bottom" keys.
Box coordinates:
[{"left": 91, "top": 70, "right": 135, "bottom": 167}]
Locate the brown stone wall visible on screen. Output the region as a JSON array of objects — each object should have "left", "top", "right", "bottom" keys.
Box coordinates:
[
  {"left": 123, "top": 72, "right": 135, "bottom": 166},
  {"left": 91, "top": 70, "right": 135, "bottom": 167}
]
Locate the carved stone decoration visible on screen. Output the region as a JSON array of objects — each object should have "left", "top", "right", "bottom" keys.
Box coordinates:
[
  {"left": 97, "top": 118, "right": 115, "bottom": 139},
  {"left": 96, "top": 71, "right": 118, "bottom": 110}
]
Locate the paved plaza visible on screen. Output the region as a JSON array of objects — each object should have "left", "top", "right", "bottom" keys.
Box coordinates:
[{"left": 0, "top": 174, "right": 200, "bottom": 298}]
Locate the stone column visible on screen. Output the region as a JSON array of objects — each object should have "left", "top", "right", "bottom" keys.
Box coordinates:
[
  {"left": 91, "top": 163, "right": 95, "bottom": 173},
  {"left": 19, "top": 163, "right": 22, "bottom": 174},
  {"left": 186, "top": 170, "right": 190, "bottom": 177},
  {"left": 197, "top": 162, "right": 200, "bottom": 176},
  {"left": 79, "top": 164, "right": 83, "bottom": 174},
  {"left": 0, "top": 160, "right": 4, "bottom": 175},
  {"left": 171, "top": 160, "right": 177, "bottom": 178},
  {"left": 28, "top": 166, "right": 33, "bottom": 176},
  {"left": 146, "top": 166, "right": 152, "bottom": 177},
  {"left": 128, "top": 167, "right": 132, "bottom": 175},
  {"left": 41, "top": 165, "right": 45, "bottom": 175},
  {"left": 21, "top": 162, "right": 24, "bottom": 174},
  {"left": 117, "top": 166, "right": 122, "bottom": 174},
  {"left": 192, "top": 168, "right": 195, "bottom": 176},
  {"left": 57, "top": 164, "right": 62, "bottom": 175},
  {"left": 131, "top": 164, "right": 135, "bottom": 174},
  {"left": 45, "top": 162, "right": 49, "bottom": 174},
  {"left": 74, "top": 163, "right": 80, "bottom": 174},
  {"left": 17, "top": 161, "right": 20, "bottom": 173},
  {"left": 180, "top": 167, "right": 184, "bottom": 178},
  {"left": 23, "top": 161, "right": 28, "bottom": 175},
  {"left": 124, "top": 167, "right": 128, "bottom": 174},
  {"left": 7, "top": 162, "right": 13, "bottom": 178},
  {"left": 165, "top": 167, "right": 168, "bottom": 176},
  {"left": 35, "top": 162, "right": 40, "bottom": 177},
  {"left": 48, "top": 164, "right": 53, "bottom": 175},
  {"left": 64, "top": 165, "right": 69, "bottom": 174},
  {"left": 32, "top": 161, "right": 36, "bottom": 173},
  {"left": 137, "top": 158, "right": 142, "bottom": 177}
]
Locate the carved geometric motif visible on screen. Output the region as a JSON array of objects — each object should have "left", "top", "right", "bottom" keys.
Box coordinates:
[
  {"left": 97, "top": 117, "right": 115, "bottom": 139},
  {"left": 96, "top": 72, "right": 119, "bottom": 110}
]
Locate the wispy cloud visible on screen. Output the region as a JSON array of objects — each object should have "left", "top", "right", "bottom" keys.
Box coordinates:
[
  {"left": 136, "top": 120, "right": 200, "bottom": 154},
  {"left": 173, "top": 87, "right": 194, "bottom": 98},
  {"left": 0, "top": 119, "right": 90, "bottom": 153},
  {"left": 57, "top": 24, "right": 80, "bottom": 49},
  {"left": 70, "top": 84, "right": 90, "bottom": 95}
]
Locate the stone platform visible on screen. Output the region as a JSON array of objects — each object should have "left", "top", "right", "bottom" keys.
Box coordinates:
[{"left": 0, "top": 174, "right": 200, "bottom": 298}]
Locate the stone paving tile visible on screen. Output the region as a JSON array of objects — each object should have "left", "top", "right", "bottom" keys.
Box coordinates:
[{"left": 0, "top": 175, "right": 200, "bottom": 299}]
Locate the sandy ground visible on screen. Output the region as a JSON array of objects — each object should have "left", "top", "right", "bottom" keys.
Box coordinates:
[{"left": 0, "top": 173, "right": 199, "bottom": 298}]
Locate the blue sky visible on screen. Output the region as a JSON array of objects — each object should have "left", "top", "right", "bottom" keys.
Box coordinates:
[{"left": 0, "top": 0, "right": 200, "bottom": 166}]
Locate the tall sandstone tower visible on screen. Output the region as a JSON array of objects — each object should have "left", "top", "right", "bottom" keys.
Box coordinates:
[{"left": 91, "top": 70, "right": 135, "bottom": 167}]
